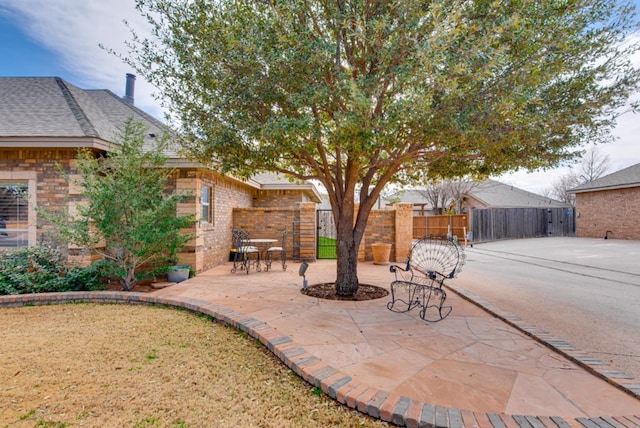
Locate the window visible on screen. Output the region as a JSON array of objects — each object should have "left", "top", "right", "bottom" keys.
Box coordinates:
[
  {"left": 201, "top": 185, "right": 212, "bottom": 223},
  {"left": 0, "top": 182, "right": 29, "bottom": 248}
]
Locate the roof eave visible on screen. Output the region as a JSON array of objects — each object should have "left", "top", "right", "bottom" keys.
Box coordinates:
[
  {"left": 0, "top": 136, "right": 113, "bottom": 151},
  {"left": 570, "top": 182, "right": 640, "bottom": 194},
  {"left": 259, "top": 183, "right": 322, "bottom": 202},
  {"left": 162, "top": 159, "right": 262, "bottom": 189}
]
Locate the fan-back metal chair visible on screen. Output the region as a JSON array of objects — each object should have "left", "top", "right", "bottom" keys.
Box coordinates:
[
  {"left": 231, "top": 229, "right": 260, "bottom": 274},
  {"left": 388, "top": 235, "right": 465, "bottom": 321},
  {"left": 265, "top": 227, "right": 287, "bottom": 271}
]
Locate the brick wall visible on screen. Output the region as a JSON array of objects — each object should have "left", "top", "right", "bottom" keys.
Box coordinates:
[
  {"left": 0, "top": 150, "right": 258, "bottom": 272},
  {"left": 575, "top": 187, "right": 640, "bottom": 240},
  {"left": 172, "top": 169, "right": 255, "bottom": 271},
  {"left": 232, "top": 206, "right": 298, "bottom": 260},
  {"left": 0, "top": 148, "right": 79, "bottom": 254},
  {"left": 357, "top": 204, "right": 414, "bottom": 263},
  {"left": 3, "top": 147, "right": 420, "bottom": 272},
  {"left": 362, "top": 209, "right": 396, "bottom": 261}
]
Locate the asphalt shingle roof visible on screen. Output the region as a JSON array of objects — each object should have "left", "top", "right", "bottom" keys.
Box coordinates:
[
  {"left": 570, "top": 162, "right": 640, "bottom": 193},
  {"left": 0, "top": 76, "right": 171, "bottom": 154},
  {"left": 470, "top": 179, "right": 566, "bottom": 208}
]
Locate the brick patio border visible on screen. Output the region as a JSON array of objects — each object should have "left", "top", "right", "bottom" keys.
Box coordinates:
[{"left": 1, "top": 291, "right": 639, "bottom": 428}]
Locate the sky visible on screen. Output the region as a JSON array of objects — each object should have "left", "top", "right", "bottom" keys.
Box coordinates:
[{"left": 1, "top": 0, "right": 639, "bottom": 195}]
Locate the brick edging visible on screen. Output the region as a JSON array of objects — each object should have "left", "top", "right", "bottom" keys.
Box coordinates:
[{"left": 2, "top": 291, "right": 639, "bottom": 428}]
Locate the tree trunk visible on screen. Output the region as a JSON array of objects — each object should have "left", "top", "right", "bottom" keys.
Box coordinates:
[
  {"left": 334, "top": 208, "right": 360, "bottom": 296},
  {"left": 120, "top": 266, "right": 137, "bottom": 291}
]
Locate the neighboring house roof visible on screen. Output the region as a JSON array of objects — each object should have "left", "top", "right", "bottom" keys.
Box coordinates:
[
  {"left": 569, "top": 162, "right": 640, "bottom": 193},
  {"left": 385, "top": 179, "right": 566, "bottom": 210},
  {"left": 388, "top": 189, "right": 433, "bottom": 205},
  {"left": 384, "top": 189, "right": 435, "bottom": 210},
  {"left": 468, "top": 179, "right": 567, "bottom": 208}
]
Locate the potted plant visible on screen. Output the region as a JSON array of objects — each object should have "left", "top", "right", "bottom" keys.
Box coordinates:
[{"left": 166, "top": 265, "right": 190, "bottom": 283}]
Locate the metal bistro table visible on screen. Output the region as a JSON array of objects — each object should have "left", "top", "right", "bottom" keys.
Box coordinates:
[{"left": 243, "top": 238, "right": 277, "bottom": 272}]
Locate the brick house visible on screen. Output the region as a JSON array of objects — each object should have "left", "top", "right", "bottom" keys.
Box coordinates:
[
  {"left": 570, "top": 162, "right": 640, "bottom": 240},
  {"left": 0, "top": 76, "right": 321, "bottom": 272}
]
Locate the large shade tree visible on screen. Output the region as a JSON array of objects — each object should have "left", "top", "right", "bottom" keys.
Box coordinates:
[{"left": 123, "top": 0, "right": 640, "bottom": 296}]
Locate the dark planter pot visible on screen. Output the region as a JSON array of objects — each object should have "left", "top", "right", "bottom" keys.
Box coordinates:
[{"left": 167, "top": 265, "right": 190, "bottom": 283}]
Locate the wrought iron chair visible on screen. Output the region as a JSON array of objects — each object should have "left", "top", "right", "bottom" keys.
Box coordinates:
[
  {"left": 388, "top": 235, "right": 465, "bottom": 321},
  {"left": 231, "top": 229, "right": 260, "bottom": 274},
  {"left": 265, "top": 227, "right": 287, "bottom": 271}
]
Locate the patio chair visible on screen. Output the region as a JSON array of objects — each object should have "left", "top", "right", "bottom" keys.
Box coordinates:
[
  {"left": 231, "top": 229, "right": 260, "bottom": 274},
  {"left": 265, "top": 227, "right": 287, "bottom": 271},
  {"left": 388, "top": 235, "right": 465, "bottom": 321}
]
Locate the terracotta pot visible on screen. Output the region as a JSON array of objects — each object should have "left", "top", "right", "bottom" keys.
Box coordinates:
[{"left": 371, "top": 243, "right": 392, "bottom": 265}]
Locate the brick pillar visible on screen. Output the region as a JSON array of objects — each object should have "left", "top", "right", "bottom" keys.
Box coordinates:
[
  {"left": 175, "top": 175, "right": 200, "bottom": 270},
  {"left": 394, "top": 203, "right": 413, "bottom": 263},
  {"left": 296, "top": 202, "right": 317, "bottom": 261}
]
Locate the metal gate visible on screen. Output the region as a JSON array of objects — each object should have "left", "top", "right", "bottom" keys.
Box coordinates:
[{"left": 316, "top": 209, "right": 337, "bottom": 259}]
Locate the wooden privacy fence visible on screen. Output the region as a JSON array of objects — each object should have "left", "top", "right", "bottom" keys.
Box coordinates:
[
  {"left": 413, "top": 208, "right": 574, "bottom": 243},
  {"left": 469, "top": 207, "right": 575, "bottom": 243},
  {"left": 413, "top": 214, "right": 469, "bottom": 240}
]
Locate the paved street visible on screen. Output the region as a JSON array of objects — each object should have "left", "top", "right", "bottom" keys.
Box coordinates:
[{"left": 451, "top": 237, "right": 640, "bottom": 380}]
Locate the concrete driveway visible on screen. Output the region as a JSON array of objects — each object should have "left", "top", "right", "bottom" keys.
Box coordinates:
[{"left": 451, "top": 236, "right": 640, "bottom": 381}]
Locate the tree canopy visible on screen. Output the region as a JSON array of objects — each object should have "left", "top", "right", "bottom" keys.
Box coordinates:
[{"left": 124, "top": 0, "right": 640, "bottom": 295}]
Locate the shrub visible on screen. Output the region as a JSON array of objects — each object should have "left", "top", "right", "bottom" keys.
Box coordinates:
[
  {"left": 0, "top": 246, "right": 106, "bottom": 295},
  {"left": 60, "top": 260, "right": 108, "bottom": 292}
]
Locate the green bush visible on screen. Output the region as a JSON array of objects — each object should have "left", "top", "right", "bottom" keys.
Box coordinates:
[
  {"left": 60, "top": 260, "right": 108, "bottom": 292},
  {"left": 0, "top": 246, "right": 106, "bottom": 295}
]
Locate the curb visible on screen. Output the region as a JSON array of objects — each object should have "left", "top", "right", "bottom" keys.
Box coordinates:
[{"left": 1, "top": 291, "right": 639, "bottom": 428}]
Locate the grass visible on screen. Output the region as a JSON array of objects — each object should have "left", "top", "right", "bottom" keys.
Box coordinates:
[{"left": 0, "top": 303, "right": 389, "bottom": 427}]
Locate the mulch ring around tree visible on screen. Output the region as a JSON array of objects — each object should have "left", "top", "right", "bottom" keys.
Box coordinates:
[{"left": 301, "top": 283, "right": 389, "bottom": 301}]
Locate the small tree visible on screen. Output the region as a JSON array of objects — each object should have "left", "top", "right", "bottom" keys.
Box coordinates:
[
  {"left": 416, "top": 181, "right": 448, "bottom": 215},
  {"left": 550, "top": 172, "right": 581, "bottom": 206},
  {"left": 42, "top": 119, "right": 194, "bottom": 291},
  {"left": 443, "top": 179, "right": 479, "bottom": 214},
  {"left": 547, "top": 146, "right": 611, "bottom": 205},
  {"left": 577, "top": 146, "right": 611, "bottom": 183}
]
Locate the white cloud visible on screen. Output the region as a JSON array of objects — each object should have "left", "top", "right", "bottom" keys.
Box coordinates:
[{"left": 1, "top": 0, "right": 163, "bottom": 119}]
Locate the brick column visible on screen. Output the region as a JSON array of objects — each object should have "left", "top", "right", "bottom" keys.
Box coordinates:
[
  {"left": 175, "top": 174, "right": 200, "bottom": 270},
  {"left": 296, "top": 202, "right": 317, "bottom": 261},
  {"left": 393, "top": 203, "right": 413, "bottom": 263}
]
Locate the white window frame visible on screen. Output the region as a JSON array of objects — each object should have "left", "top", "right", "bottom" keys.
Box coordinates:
[
  {"left": 0, "top": 171, "right": 37, "bottom": 247},
  {"left": 201, "top": 185, "right": 212, "bottom": 224}
]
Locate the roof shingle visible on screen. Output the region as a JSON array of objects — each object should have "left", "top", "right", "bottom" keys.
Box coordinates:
[
  {"left": 0, "top": 76, "right": 169, "bottom": 153},
  {"left": 570, "top": 162, "right": 640, "bottom": 193}
]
